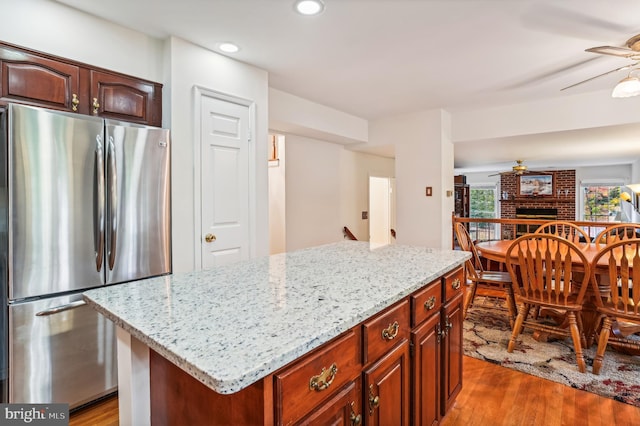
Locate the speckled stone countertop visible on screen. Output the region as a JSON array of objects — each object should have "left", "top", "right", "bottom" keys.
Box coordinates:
[{"left": 83, "top": 241, "right": 469, "bottom": 395}]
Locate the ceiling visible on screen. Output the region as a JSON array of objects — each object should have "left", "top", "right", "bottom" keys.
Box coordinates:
[{"left": 53, "top": 0, "right": 640, "bottom": 172}]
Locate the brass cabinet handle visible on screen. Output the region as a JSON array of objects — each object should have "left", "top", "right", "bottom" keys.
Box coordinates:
[
  {"left": 309, "top": 363, "right": 338, "bottom": 391},
  {"left": 349, "top": 401, "right": 362, "bottom": 425},
  {"left": 204, "top": 233, "right": 216, "bottom": 243},
  {"left": 445, "top": 317, "right": 453, "bottom": 334},
  {"left": 424, "top": 296, "right": 436, "bottom": 311},
  {"left": 381, "top": 321, "right": 399, "bottom": 340},
  {"left": 72, "top": 93, "right": 80, "bottom": 111},
  {"left": 436, "top": 322, "right": 443, "bottom": 343},
  {"left": 92, "top": 97, "right": 100, "bottom": 114},
  {"left": 368, "top": 384, "right": 380, "bottom": 415},
  {"left": 451, "top": 278, "right": 461, "bottom": 290}
]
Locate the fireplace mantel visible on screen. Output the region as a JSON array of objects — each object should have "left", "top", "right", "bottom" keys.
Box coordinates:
[{"left": 500, "top": 198, "right": 574, "bottom": 203}]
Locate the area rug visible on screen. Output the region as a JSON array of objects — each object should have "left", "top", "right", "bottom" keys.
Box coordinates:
[{"left": 463, "top": 296, "right": 640, "bottom": 407}]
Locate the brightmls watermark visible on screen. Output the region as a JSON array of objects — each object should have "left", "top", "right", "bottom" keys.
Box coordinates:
[{"left": 0, "top": 404, "right": 68, "bottom": 425}]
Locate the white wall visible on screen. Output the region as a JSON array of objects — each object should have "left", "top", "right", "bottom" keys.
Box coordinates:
[
  {"left": 269, "top": 88, "right": 368, "bottom": 145},
  {"left": 283, "top": 134, "right": 394, "bottom": 250},
  {"left": 268, "top": 135, "right": 286, "bottom": 254},
  {"left": 340, "top": 150, "right": 395, "bottom": 241},
  {"left": 452, "top": 90, "right": 640, "bottom": 142},
  {"left": 168, "top": 37, "right": 269, "bottom": 273},
  {"left": 369, "top": 109, "right": 454, "bottom": 248},
  {"left": 284, "top": 135, "right": 343, "bottom": 251},
  {"left": 0, "top": 0, "right": 163, "bottom": 83}
]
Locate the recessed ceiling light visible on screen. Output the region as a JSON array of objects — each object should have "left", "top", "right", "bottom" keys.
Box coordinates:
[
  {"left": 294, "top": 0, "right": 325, "bottom": 16},
  {"left": 218, "top": 42, "right": 239, "bottom": 53}
]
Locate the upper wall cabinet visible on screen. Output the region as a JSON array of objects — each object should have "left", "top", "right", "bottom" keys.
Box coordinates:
[{"left": 0, "top": 42, "right": 162, "bottom": 126}]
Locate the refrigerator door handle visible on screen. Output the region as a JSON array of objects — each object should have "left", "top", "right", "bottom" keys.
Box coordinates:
[
  {"left": 107, "top": 135, "right": 118, "bottom": 270},
  {"left": 35, "top": 300, "right": 87, "bottom": 316},
  {"left": 95, "top": 134, "right": 105, "bottom": 272}
]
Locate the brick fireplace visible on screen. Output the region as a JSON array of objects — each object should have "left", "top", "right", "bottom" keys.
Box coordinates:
[{"left": 500, "top": 170, "right": 576, "bottom": 239}]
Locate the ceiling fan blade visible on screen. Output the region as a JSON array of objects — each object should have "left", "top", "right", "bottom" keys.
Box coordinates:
[
  {"left": 561, "top": 62, "right": 638, "bottom": 91},
  {"left": 586, "top": 46, "right": 639, "bottom": 58}
]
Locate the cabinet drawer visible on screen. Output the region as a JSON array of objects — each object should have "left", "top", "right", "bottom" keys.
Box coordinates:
[
  {"left": 274, "top": 328, "right": 362, "bottom": 426},
  {"left": 363, "top": 299, "right": 410, "bottom": 364},
  {"left": 411, "top": 279, "right": 442, "bottom": 327},
  {"left": 443, "top": 267, "right": 464, "bottom": 302}
]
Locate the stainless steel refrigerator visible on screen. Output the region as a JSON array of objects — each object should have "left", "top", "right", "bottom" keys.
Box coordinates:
[{"left": 0, "top": 104, "right": 171, "bottom": 409}]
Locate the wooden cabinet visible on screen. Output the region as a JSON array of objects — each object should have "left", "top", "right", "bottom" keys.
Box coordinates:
[
  {"left": 0, "top": 41, "right": 162, "bottom": 126},
  {"left": 410, "top": 278, "right": 442, "bottom": 426},
  {"left": 411, "top": 311, "right": 441, "bottom": 426},
  {"left": 298, "top": 378, "right": 362, "bottom": 426},
  {"left": 0, "top": 44, "right": 81, "bottom": 112},
  {"left": 274, "top": 329, "right": 362, "bottom": 425},
  {"left": 363, "top": 340, "right": 410, "bottom": 425},
  {"left": 148, "top": 266, "right": 465, "bottom": 425},
  {"left": 90, "top": 69, "right": 162, "bottom": 126},
  {"left": 441, "top": 269, "right": 465, "bottom": 415},
  {"left": 410, "top": 267, "right": 464, "bottom": 425}
]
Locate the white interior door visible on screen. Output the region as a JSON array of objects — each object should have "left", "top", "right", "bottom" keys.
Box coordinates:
[{"left": 200, "top": 95, "right": 251, "bottom": 268}]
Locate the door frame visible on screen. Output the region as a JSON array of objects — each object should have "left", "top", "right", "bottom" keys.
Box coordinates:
[{"left": 192, "top": 86, "right": 257, "bottom": 270}]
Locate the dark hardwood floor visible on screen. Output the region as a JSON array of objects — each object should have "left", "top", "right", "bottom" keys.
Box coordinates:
[{"left": 69, "top": 354, "right": 640, "bottom": 425}]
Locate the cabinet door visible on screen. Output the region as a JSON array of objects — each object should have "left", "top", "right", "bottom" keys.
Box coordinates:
[
  {"left": 0, "top": 44, "right": 82, "bottom": 112},
  {"left": 363, "top": 340, "right": 410, "bottom": 426},
  {"left": 90, "top": 69, "right": 162, "bottom": 126},
  {"left": 299, "top": 378, "right": 362, "bottom": 426},
  {"left": 411, "top": 312, "right": 441, "bottom": 426},
  {"left": 441, "top": 292, "right": 464, "bottom": 415}
]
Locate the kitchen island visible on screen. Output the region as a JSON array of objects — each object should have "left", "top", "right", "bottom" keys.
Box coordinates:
[{"left": 83, "top": 241, "right": 470, "bottom": 425}]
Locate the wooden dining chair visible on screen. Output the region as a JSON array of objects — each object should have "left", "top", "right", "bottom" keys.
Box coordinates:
[
  {"left": 505, "top": 234, "right": 591, "bottom": 373},
  {"left": 454, "top": 222, "right": 517, "bottom": 327},
  {"left": 534, "top": 220, "right": 591, "bottom": 247},
  {"left": 593, "top": 224, "right": 640, "bottom": 248},
  {"left": 590, "top": 238, "right": 640, "bottom": 375}
]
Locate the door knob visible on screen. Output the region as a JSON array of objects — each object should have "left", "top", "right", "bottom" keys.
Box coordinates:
[{"left": 205, "top": 233, "right": 217, "bottom": 243}]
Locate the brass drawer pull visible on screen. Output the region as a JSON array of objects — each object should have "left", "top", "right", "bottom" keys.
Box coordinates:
[
  {"left": 381, "top": 321, "right": 399, "bottom": 340},
  {"left": 71, "top": 93, "right": 80, "bottom": 112},
  {"left": 309, "top": 363, "right": 338, "bottom": 391},
  {"left": 451, "top": 278, "right": 461, "bottom": 290},
  {"left": 92, "top": 97, "right": 100, "bottom": 115},
  {"left": 424, "top": 296, "right": 436, "bottom": 311},
  {"left": 368, "top": 384, "right": 380, "bottom": 415},
  {"left": 350, "top": 401, "right": 362, "bottom": 425}
]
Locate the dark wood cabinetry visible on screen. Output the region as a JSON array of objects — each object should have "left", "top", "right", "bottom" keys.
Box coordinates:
[
  {"left": 441, "top": 292, "right": 464, "bottom": 414},
  {"left": 90, "top": 69, "right": 161, "bottom": 125},
  {"left": 410, "top": 266, "right": 464, "bottom": 425},
  {"left": 364, "top": 340, "right": 410, "bottom": 425},
  {"left": 148, "top": 266, "right": 465, "bottom": 425},
  {"left": 0, "top": 42, "right": 162, "bottom": 126}
]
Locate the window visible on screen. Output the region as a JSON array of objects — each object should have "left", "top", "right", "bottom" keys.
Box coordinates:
[
  {"left": 469, "top": 185, "right": 498, "bottom": 241},
  {"left": 581, "top": 183, "right": 624, "bottom": 222}
]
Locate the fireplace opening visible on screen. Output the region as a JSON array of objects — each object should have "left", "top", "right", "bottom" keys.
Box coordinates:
[{"left": 515, "top": 208, "right": 558, "bottom": 236}]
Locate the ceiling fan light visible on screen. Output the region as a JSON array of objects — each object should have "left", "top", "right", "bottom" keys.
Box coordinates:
[{"left": 611, "top": 76, "right": 640, "bottom": 98}]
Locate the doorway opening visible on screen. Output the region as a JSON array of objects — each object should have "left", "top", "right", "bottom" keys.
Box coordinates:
[{"left": 369, "top": 176, "right": 396, "bottom": 247}]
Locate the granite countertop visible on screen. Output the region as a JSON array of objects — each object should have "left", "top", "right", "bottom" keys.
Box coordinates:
[{"left": 83, "top": 241, "right": 470, "bottom": 395}]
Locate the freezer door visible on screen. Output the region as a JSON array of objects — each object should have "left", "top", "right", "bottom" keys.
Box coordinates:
[
  {"left": 8, "top": 104, "right": 106, "bottom": 300},
  {"left": 9, "top": 293, "right": 117, "bottom": 408},
  {"left": 105, "top": 121, "right": 171, "bottom": 284}
]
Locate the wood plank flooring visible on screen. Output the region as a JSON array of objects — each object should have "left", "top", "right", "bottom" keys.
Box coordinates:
[
  {"left": 69, "top": 355, "right": 640, "bottom": 425},
  {"left": 441, "top": 356, "right": 640, "bottom": 426}
]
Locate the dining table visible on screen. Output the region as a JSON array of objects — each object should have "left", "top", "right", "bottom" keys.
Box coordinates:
[{"left": 474, "top": 239, "right": 637, "bottom": 350}]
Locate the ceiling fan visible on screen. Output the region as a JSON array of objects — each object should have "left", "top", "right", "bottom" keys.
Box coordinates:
[
  {"left": 488, "top": 160, "right": 541, "bottom": 177},
  {"left": 562, "top": 33, "right": 640, "bottom": 91}
]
